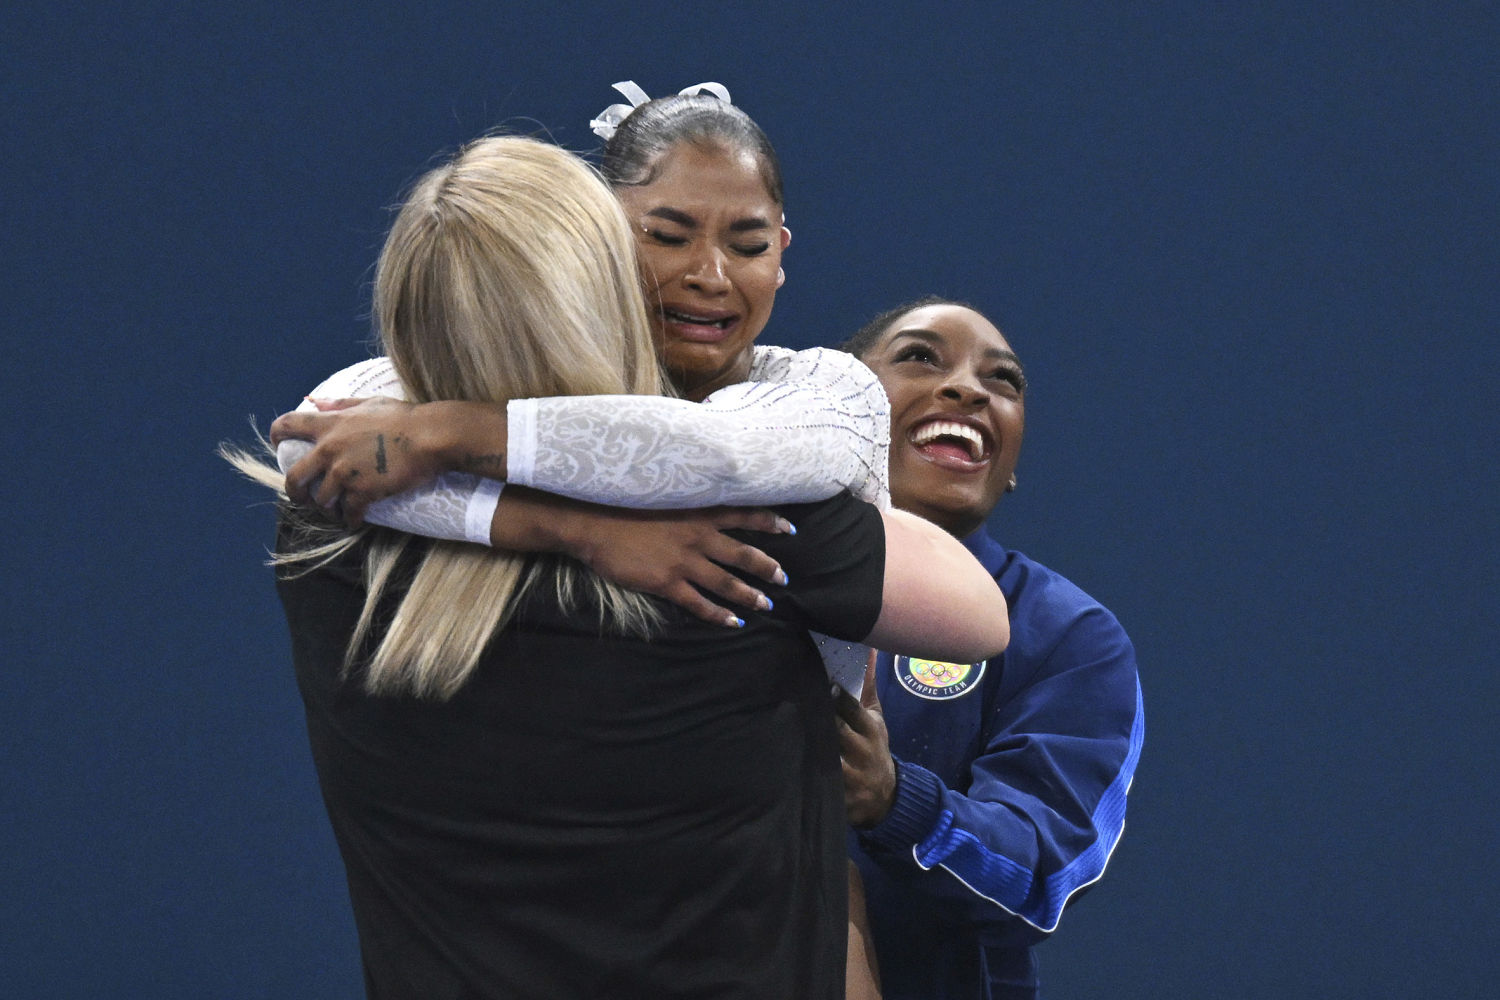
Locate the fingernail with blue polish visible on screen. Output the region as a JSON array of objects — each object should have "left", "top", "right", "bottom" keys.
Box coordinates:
[
  {"left": 727, "top": 614, "right": 746, "bottom": 628},
  {"left": 757, "top": 594, "right": 774, "bottom": 612}
]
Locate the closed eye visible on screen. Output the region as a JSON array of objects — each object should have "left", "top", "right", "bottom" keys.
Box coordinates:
[
  {"left": 732, "top": 241, "right": 772, "bottom": 256},
  {"left": 645, "top": 229, "right": 687, "bottom": 247}
]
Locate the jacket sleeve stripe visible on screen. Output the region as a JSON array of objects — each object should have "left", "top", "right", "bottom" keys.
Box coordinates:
[{"left": 913, "top": 679, "right": 1145, "bottom": 932}]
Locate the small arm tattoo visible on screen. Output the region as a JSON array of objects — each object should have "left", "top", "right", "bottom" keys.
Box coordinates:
[{"left": 375, "top": 434, "right": 388, "bottom": 474}]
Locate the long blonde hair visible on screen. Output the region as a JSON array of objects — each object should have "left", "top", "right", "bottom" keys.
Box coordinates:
[{"left": 228, "top": 136, "right": 667, "bottom": 698}]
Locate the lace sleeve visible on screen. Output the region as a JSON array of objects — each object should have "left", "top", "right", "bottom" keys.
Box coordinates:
[
  {"left": 276, "top": 344, "right": 889, "bottom": 543},
  {"left": 507, "top": 345, "right": 891, "bottom": 509},
  {"left": 274, "top": 357, "right": 501, "bottom": 545}
]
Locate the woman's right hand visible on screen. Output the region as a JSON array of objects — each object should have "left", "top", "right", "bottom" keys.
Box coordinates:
[
  {"left": 552, "top": 503, "right": 794, "bottom": 629},
  {"left": 272, "top": 396, "right": 505, "bottom": 527}
]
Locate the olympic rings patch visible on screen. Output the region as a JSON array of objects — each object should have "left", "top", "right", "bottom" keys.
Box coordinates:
[{"left": 894, "top": 655, "right": 986, "bottom": 700}]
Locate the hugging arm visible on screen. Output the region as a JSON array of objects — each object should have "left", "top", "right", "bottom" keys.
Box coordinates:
[
  {"left": 481, "top": 486, "right": 793, "bottom": 628},
  {"left": 517, "top": 345, "right": 889, "bottom": 510},
  {"left": 272, "top": 346, "right": 889, "bottom": 541},
  {"left": 766, "top": 498, "right": 1009, "bottom": 670},
  {"left": 862, "top": 508, "right": 1009, "bottom": 663},
  {"left": 269, "top": 353, "right": 879, "bottom": 625}
]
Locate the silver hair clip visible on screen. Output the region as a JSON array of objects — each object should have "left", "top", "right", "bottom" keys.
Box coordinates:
[{"left": 589, "top": 80, "right": 733, "bottom": 142}]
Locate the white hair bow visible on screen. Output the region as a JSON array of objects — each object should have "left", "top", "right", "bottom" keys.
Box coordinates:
[{"left": 589, "top": 80, "right": 733, "bottom": 142}]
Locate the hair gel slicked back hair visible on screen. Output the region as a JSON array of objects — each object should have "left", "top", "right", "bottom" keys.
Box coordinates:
[{"left": 600, "top": 93, "right": 784, "bottom": 206}]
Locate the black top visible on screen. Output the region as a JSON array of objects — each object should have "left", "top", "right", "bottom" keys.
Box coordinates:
[{"left": 276, "top": 492, "right": 886, "bottom": 1000}]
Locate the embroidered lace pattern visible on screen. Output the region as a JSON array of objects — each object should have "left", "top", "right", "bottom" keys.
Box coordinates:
[{"left": 275, "top": 346, "right": 891, "bottom": 544}]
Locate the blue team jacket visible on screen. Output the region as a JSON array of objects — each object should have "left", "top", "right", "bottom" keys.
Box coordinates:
[{"left": 849, "top": 528, "right": 1145, "bottom": 1000}]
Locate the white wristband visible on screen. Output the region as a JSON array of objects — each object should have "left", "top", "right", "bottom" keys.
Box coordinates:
[{"left": 465, "top": 477, "right": 505, "bottom": 545}]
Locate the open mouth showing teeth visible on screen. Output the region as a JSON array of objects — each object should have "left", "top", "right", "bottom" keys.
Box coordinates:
[
  {"left": 910, "top": 421, "right": 989, "bottom": 462},
  {"left": 663, "top": 308, "right": 733, "bottom": 329}
]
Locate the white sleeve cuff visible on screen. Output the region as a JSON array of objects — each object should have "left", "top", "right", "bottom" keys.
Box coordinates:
[
  {"left": 465, "top": 477, "right": 505, "bottom": 545},
  {"left": 506, "top": 397, "right": 538, "bottom": 488}
]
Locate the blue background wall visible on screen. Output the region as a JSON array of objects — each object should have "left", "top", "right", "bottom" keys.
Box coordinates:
[{"left": 5, "top": 3, "right": 1496, "bottom": 996}]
